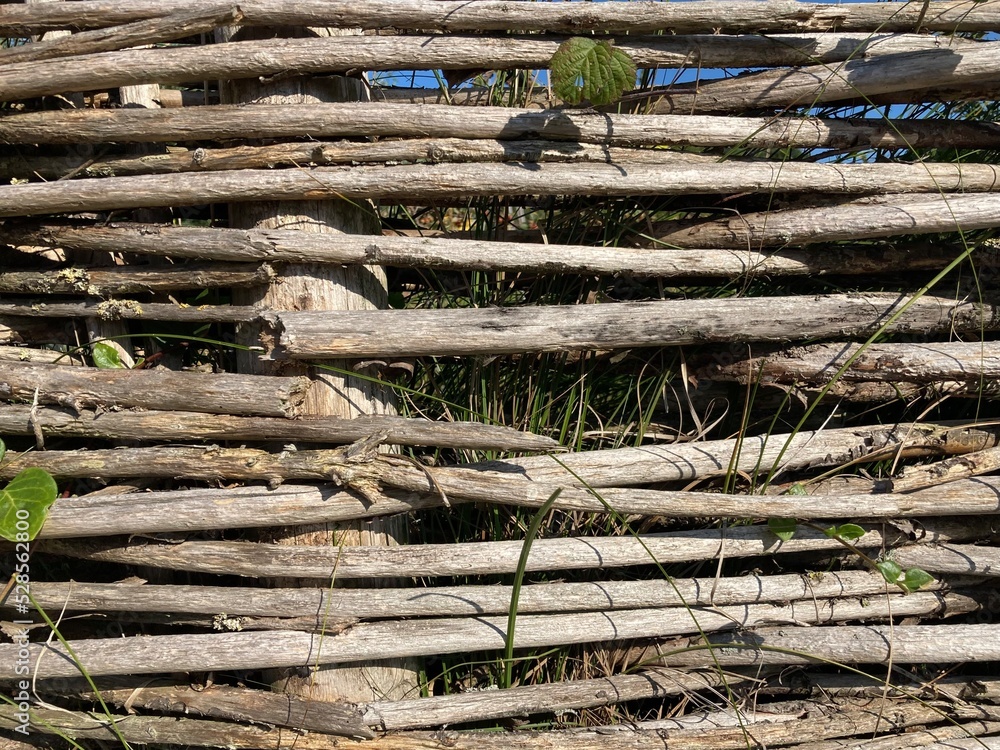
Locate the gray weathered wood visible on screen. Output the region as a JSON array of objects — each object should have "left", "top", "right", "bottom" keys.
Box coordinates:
[
  {"left": 39, "top": 519, "right": 982, "bottom": 579},
  {"left": 273, "top": 293, "right": 1000, "bottom": 358},
  {"left": 0, "top": 405, "right": 558, "bottom": 452},
  {"left": 480, "top": 422, "right": 1000, "bottom": 487},
  {"left": 0, "top": 5, "right": 240, "bottom": 65},
  {"left": 0, "top": 223, "right": 971, "bottom": 279},
  {"left": 2, "top": 570, "right": 957, "bottom": 620},
  {"left": 0, "top": 592, "right": 975, "bottom": 679},
  {"left": 0, "top": 298, "right": 254, "bottom": 322},
  {"left": 6, "top": 0, "right": 1000, "bottom": 35},
  {"left": 703, "top": 342, "right": 1000, "bottom": 384},
  {"left": 0, "top": 345, "right": 81, "bottom": 365},
  {"left": 5, "top": 0, "right": 1000, "bottom": 35},
  {"left": 0, "top": 360, "right": 309, "bottom": 417},
  {"left": 1, "top": 33, "right": 983, "bottom": 102},
  {"left": 0, "top": 262, "right": 275, "bottom": 294},
  {"left": 892, "top": 543, "right": 1000, "bottom": 577},
  {"left": 2, "top": 104, "right": 997, "bottom": 151},
  {"left": 7, "top": 164, "right": 1000, "bottom": 218},
  {"left": 656, "top": 194, "right": 1000, "bottom": 247},
  {"left": 645, "top": 623, "right": 1000, "bottom": 667}
]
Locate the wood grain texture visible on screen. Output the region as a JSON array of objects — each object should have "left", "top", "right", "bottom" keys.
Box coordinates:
[
  {"left": 0, "top": 262, "right": 275, "bottom": 294},
  {"left": 273, "top": 293, "right": 1000, "bottom": 358},
  {"left": 2, "top": 104, "right": 999, "bottom": 151},
  {"left": 892, "top": 543, "right": 1000, "bottom": 577},
  {"left": 0, "top": 223, "right": 970, "bottom": 279},
  {"left": 0, "top": 592, "right": 976, "bottom": 679},
  {"left": 3, "top": 0, "right": 1000, "bottom": 35}
]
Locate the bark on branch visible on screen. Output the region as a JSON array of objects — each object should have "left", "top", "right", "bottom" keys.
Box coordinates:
[{"left": 0, "top": 262, "right": 275, "bottom": 295}]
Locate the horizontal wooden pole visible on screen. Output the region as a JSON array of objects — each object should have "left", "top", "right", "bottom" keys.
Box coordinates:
[
  {"left": 0, "top": 405, "right": 557, "bottom": 452},
  {"left": 0, "top": 360, "right": 309, "bottom": 417},
  {"left": 0, "top": 262, "right": 274, "bottom": 294},
  {"left": 648, "top": 623, "right": 1000, "bottom": 667},
  {"left": 641, "top": 42, "right": 1000, "bottom": 113},
  {"left": 1, "top": 104, "right": 997, "bottom": 152},
  {"left": 0, "top": 223, "right": 970, "bottom": 279},
  {"left": 657, "top": 194, "right": 1000, "bottom": 247},
  {"left": 0, "top": 298, "right": 254, "bottom": 322},
  {"left": 0, "top": 5, "right": 240, "bottom": 65},
  {"left": 2, "top": 570, "right": 957, "bottom": 621},
  {"left": 272, "top": 293, "right": 1000, "bottom": 358},
  {"left": 703, "top": 341, "right": 1000, "bottom": 384},
  {"left": 0, "top": 592, "right": 972, "bottom": 679},
  {"left": 5, "top": 0, "right": 1000, "bottom": 35},
  {"left": 3, "top": 33, "right": 979, "bottom": 102},
  {"left": 0, "top": 345, "right": 82, "bottom": 366},
  {"left": 892, "top": 543, "right": 1000, "bottom": 577},
  {"left": 5, "top": 163, "right": 1000, "bottom": 218},
  {"left": 40, "top": 519, "right": 980, "bottom": 579}
]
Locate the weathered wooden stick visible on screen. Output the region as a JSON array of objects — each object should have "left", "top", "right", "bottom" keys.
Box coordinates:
[
  {"left": 0, "top": 591, "right": 975, "bottom": 679},
  {"left": 31, "top": 678, "right": 373, "bottom": 739},
  {"left": 3, "top": 570, "right": 958, "bottom": 620},
  {"left": 0, "top": 33, "right": 979, "bottom": 101},
  {"left": 7, "top": 163, "right": 1000, "bottom": 218},
  {"left": 39, "top": 519, "right": 982, "bottom": 579},
  {"left": 644, "top": 623, "right": 1000, "bottom": 667},
  {"left": 0, "top": 298, "right": 254, "bottom": 323},
  {"left": 795, "top": 721, "right": 1000, "bottom": 750},
  {"left": 0, "top": 262, "right": 275, "bottom": 294},
  {"left": 703, "top": 342, "right": 1000, "bottom": 384},
  {"left": 0, "top": 360, "right": 310, "bottom": 417},
  {"left": 643, "top": 43, "right": 1000, "bottom": 113},
  {"left": 0, "top": 6, "right": 241, "bottom": 65},
  {"left": 2, "top": 105, "right": 998, "bottom": 153},
  {"left": 656, "top": 194, "right": 1000, "bottom": 247},
  {"left": 481, "top": 422, "right": 1000, "bottom": 487},
  {"left": 6, "top": 0, "right": 1000, "bottom": 35},
  {"left": 891, "top": 543, "right": 1000, "bottom": 577},
  {"left": 0, "top": 223, "right": 969, "bottom": 279},
  {"left": 0, "top": 345, "right": 81, "bottom": 365},
  {"left": 273, "top": 293, "right": 1000, "bottom": 358},
  {"left": 0, "top": 405, "right": 558, "bottom": 452},
  {"left": 887, "top": 447, "right": 1000, "bottom": 492}
]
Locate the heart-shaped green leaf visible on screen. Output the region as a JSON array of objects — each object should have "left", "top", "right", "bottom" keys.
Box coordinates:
[
  {"left": 551, "top": 37, "right": 636, "bottom": 106},
  {"left": 875, "top": 560, "right": 903, "bottom": 585},
  {"left": 768, "top": 517, "right": 797, "bottom": 542},
  {"left": 92, "top": 341, "right": 124, "bottom": 369},
  {"left": 786, "top": 483, "right": 808, "bottom": 496},
  {"left": 0, "top": 468, "right": 58, "bottom": 542},
  {"left": 824, "top": 523, "right": 866, "bottom": 542}
]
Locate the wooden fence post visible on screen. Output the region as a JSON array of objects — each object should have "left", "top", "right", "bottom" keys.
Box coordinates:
[{"left": 219, "top": 24, "right": 419, "bottom": 703}]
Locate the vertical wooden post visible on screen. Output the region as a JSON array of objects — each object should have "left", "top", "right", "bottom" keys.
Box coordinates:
[{"left": 220, "top": 27, "right": 419, "bottom": 703}]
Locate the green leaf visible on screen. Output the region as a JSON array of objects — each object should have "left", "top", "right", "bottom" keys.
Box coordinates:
[
  {"left": 901, "top": 567, "right": 935, "bottom": 593},
  {"left": 0, "top": 467, "right": 58, "bottom": 542},
  {"left": 551, "top": 37, "right": 636, "bottom": 106},
  {"left": 876, "top": 560, "right": 903, "bottom": 585},
  {"left": 824, "top": 523, "right": 866, "bottom": 542},
  {"left": 786, "top": 483, "right": 808, "bottom": 496},
  {"left": 768, "top": 517, "right": 797, "bottom": 542},
  {"left": 0, "top": 437, "right": 5, "bottom": 465},
  {"left": 92, "top": 341, "right": 124, "bottom": 369}
]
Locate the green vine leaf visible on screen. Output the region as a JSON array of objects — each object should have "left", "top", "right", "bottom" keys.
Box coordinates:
[
  {"left": 786, "top": 483, "right": 808, "bottom": 496},
  {"left": 901, "top": 567, "right": 935, "bottom": 593},
  {"left": 0, "top": 437, "right": 5, "bottom": 465},
  {"left": 92, "top": 341, "right": 124, "bottom": 369},
  {"left": 550, "top": 37, "right": 636, "bottom": 106},
  {"left": 768, "top": 517, "right": 797, "bottom": 542},
  {"left": 875, "top": 560, "right": 903, "bottom": 586},
  {"left": 0, "top": 467, "right": 58, "bottom": 542},
  {"left": 823, "top": 523, "right": 866, "bottom": 542}
]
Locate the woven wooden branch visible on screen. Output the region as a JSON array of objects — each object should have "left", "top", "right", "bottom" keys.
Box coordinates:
[
  {"left": 0, "top": 262, "right": 275, "bottom": 294},
  {"left": 0, "top": 298, "right": 254, "bottom": 322},
  {"left": 272, "top": 293, "right": 1000, "bottom": 358},
  {"left": 3, "top": 103, "right": 998, "bottom": 152},
  {"left": 645, "top": 623, "right": 1000, "bottom": 667},
  {"left": 703, "top": 342, "right": 1000, "bottom": 385},
  {"left": 39, "top": 518, "right": 983, "bottom": 579},
  {"left": 892, "top": 543, "right": 1000, "bottom": 577},
  {"left": 2, "top": 33, "right": 981, "bottom": 102},
  {"left": 0, "top": 223, "right": 970, "bottom": 279},
  {"left": 5, "top": 0, "right": 1000, "bottom": 35},
  {"left": 486, "top": 421, "right": 1000, "bottom": 486},
  {"left": 0, "top": 405, "right": 559, "bottom": 451},
  {"left": 2, "top": 570, "right": 957, "bottom": 620},
  {"left": 0, "top": 345, "right": 82, "bottom": 366},
  {"left": 0, "top": 6, "right": 240, "bottom": 65},
  {"left": 7, "top": 163, "right": 1000, "bottom": 218},
  {"left": 0, "top": 360, "right": 310, "bottom": 417},
  {"left": 656, "top": 194, "right": 1000, "bottom": 247},
  {"left": 0, "top": 591, "right": 975, "bottom": 679}
]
